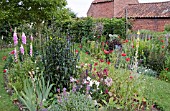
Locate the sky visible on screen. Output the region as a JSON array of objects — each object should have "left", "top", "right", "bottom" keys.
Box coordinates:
[{"left": 66, "top": 0, "right": 170, "bottom": 17}]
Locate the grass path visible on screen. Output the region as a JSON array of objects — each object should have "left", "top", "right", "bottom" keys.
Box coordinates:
[
  {"left": 145, "top": 77, "right": 170, "bottom": 111},
  {"left": 0, "top": 48, "right": 19, "bottom": 111}
]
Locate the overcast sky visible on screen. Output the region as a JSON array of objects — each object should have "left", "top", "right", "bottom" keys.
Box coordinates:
[{"left": 66, "top": 0, "right": 170, "bottom": 17}]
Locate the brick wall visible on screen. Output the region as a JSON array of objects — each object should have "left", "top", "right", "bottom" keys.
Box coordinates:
[
  {"left": 87, "top": 1, "right": 114, "bottom": 18},
  {"left": 131, "top": 18, "right": 170, "bottom": 32}
]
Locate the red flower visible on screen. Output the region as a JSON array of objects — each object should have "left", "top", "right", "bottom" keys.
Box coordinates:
[
  {"left": 132, "top": 45, "right": 135, "bottom": 48},
  {"left": 94, "top": 62, "right": 98, "bottom": 66},
  {"left": 126, "top": 58, "right": 130, "bottom": 62},
  {"left": 10, "top": 50, "right": 15, "bottom": 54},
  {"left": 161, "top": 40, "right": 164, "bottom": 43},
  {"left": 94, "top": 68, "right": 96, "bottom": 71},
  {"left": 86, "top": 52, "right": 89, "bottom": 55},
  {"left": 165, "top": 68, "right": 169, "bottom": 71},
  {"left": 100, "top": 59, "right": 104, "bottom": 62},
  {"left": 162, "top": 46, "right": 165, "bottom": 49},
  {"left": 75, "top": 50, "right": 79, "bottom": 54},
  {"left": 107, "top": 61, "right": 111, "bottom": 65},
  {"left": 121, "top": 53, "right": 126, "bottom": 56},
  {"left": 129, "top": 76, "right": 133, "bottom": 79},
  {"left": 3, "top": 69, "right": 6, "bottom": 73},
  {"left": 123, "top": 39, "right": 128, "bottom": 43},
  {"left": 104, "top": 50, "right": 110, "bottom": 54}
]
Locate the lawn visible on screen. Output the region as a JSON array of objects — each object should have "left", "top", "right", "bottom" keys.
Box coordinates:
[
  {"left": 145, "top": 76, "right": 170, "bottom": 111},
  {"left": 0, "top": 48, "right": 19, "bottom": 111}
]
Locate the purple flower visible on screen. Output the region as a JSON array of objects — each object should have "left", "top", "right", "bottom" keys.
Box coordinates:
[
  {"left": 30, "top": 35, "right": 33, "bottom": 41},
  {"left": 63, "top": 88, "right": 67, "bottom": 96},
  {"left": 22, "top": 32, "right": 26, "bottom": 44},
  {"left": 86, "top": 85, "right": 90, "bottom": 94},
  {"left": 72, "top": 85, "right": 76, "bottom": 92},
  {"left": 20, "top": 44, "right": 24, "bottom": 55},
  {"left": 30, "top": 43, "right": 33, "bottom": 57},
  {"left": 57, "top": 88, "right": 60, "bottom": 93},
  {"left": 13, "top": 32, "right": 18, "bottom": 46},
  {"left": 70, "top": 76, "right": 76, "bottom": 82}
]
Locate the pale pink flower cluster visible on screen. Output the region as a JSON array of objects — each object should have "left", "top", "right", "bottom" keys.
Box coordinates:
[
  {"left": 104, "top": 77, "right": 113, "bottom": 87},
  {"left": 13, "top": 32, "right": 18, "bottom": 46},
  {"left": 22, "top": 32, "right": 26, "bottom": 44},
  {"left": 20, "top": 44, "right": 24, "bottom": 55}
]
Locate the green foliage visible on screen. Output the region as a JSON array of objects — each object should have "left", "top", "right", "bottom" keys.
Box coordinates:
[
  {"left": 164, "top": 24, "right": 170, "bottom": 32},
  {"left": 50, "top": 91, "right": 97, "bottom": 111},
  {"left": 43, "top": 37, "right": 79, "bottom": 90},
  {"left": 0, "top": 0, "right": 67, "bottom": 24},
  {"left": 159, "top": 71, "right": 170, "bottom": 82},
  {"left": 59, "top": 17, "right": 126, "bottom": 42},
  {"left": 102, "top": 18, "right": 126, "bottom": 39},
  {"left": 13, "top": 75, "right": 53, "bottom": 111},
  {"left": 9, "top": 57, "right": 38, "bottom": 91}
]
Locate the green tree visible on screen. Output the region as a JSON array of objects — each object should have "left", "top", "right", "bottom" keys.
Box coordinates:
[{"left": 0, "top": 0, "right": 68, "bottom": 24}]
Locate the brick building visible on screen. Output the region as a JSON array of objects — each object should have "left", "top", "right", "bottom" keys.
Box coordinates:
[{"left": 87, "top": 0, "right": 170, "bottom": 31}]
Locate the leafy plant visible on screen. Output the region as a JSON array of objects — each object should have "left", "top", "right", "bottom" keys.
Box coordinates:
[
  {"left": 43, "top": 36, "right": 79, "bottom": 91},
  {"left": 13, "top": 75, "right": 53, "bottom": 111},
  {"left": 50, "top": 91, "right": 97, "bottom": 111}
]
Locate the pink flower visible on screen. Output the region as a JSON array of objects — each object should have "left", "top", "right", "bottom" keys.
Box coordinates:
[
  {"left": 22, "top": 32, "right": 26, "bottom": 44},
  {"left": 104, "top": 77, "right": 113, "bottom": 87},
  {"left": 20, "top": 44, "right": 24, "bottom": 55},
  {"left": 13, "top": 32, "right": 18, "bottom": 46},
  {"left": 30, "top": 35, "right": 33, "bottom": 41},
  {"left": 30, "top": 43, "right": 33, "bottom": 57},
  {"left": 104, "top": 50, "right": 110, "bottom": 54},
  {"left": 105, "top": 89, "right": 109, "bottom": 94}
]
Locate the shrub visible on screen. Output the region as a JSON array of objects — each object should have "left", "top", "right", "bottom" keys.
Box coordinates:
[
  {"left": 164, "top": 24, "right": 170, "bottom": 32},
  {"left": 59, "top": 17, "right": 126, "bottom": 43}
]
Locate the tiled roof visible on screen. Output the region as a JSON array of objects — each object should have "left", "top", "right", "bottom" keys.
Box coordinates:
[
  {"left": 92, "top": 0, "right": 113, "bottom": 4},
  {"left": 116, "top": 1, "right": 170, "bottom": 18}
]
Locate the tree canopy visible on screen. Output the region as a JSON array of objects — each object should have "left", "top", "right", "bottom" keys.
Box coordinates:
[{"left": 0, "top": 0, "right": 68, "bottom": 24}]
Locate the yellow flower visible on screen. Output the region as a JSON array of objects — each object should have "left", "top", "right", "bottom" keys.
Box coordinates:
[{"left": 137, "top": 30, "right": 140, "bottom": 35}]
